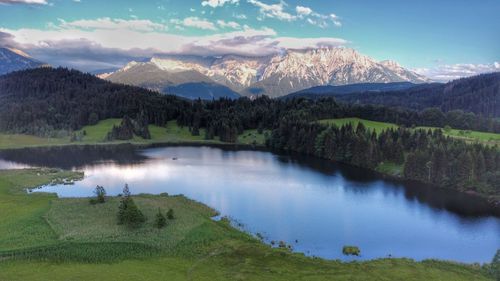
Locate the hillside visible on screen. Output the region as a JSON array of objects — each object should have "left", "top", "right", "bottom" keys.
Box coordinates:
[
  {"left": 103, "top": 60, "right": 241, "bottom": 100},
  {"left": 283, "top": 82, "right": 421, "bottom": 99},
  {"left": 163, "top": 82, "right": 240, "bottom": 100},
  {"left": 0, "top": 47, "right": 46, "bottom": 75},
  {"left": 0, "top": 67, "right": 190, "bottom": 135},
  {"left": 333, "top": 73, "right": 500, "bottom": 117},
  {"left": 1, "top": 67, "right": 499, "bottom": 138}
]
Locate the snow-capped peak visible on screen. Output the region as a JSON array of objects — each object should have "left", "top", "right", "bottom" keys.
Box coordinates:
[
  {"left": 5, "top": 47, "right": 32, "bottom": 59},
  {"left": 105, "top": 47, "right": 429, "bottom": 97},
  {"left": 380, "top": 60, "right": 402, "bottom": 68}
]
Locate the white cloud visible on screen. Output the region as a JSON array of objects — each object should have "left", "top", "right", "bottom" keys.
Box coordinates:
[
  {"left": 58, "top": 18, "right": 167, "bottom": 32},
  {"left": 0, "top": 21, "right": 348, "bottom": 71},
  {"left": 247, "top": 0, "right": 296, "bottom": 21},
  {"left": 273, "top": 36, "right": 346, "bottom": 50},
  {"left": 330, "top": 14, "right": 342, "bottom": 27},
  {"left": 0, "top": 0, "right": 47, "bottom": 4},
  {"left": 201, "top": 0, "right": 238, "bottom": 8},
  {"left": 217, "top": 20, "right": 241, "bottom": 29},
  {"left": 245, "top": 1, "right": 341, "bottom": 28},
  {"left": 171, "top": 17, "right": 217, "bottom": 30},
  {"left": 414, "top": 62, "right": 500, "bottom": 82},
  {"left": 296, "top": 6, "right": 312, "bottom": 16},
  {"left": 233, "top": 13, "right": 247, "bottom": 19}
]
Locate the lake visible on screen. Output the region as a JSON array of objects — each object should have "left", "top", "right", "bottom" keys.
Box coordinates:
[{"left": 0, "top": 144, "right": 498, "bottom": 262}]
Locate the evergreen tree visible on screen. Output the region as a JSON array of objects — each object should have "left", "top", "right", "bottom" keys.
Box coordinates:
[
  {"left": 117, "top": 184, "right": 146, "bottom": 227},
  {"left": 154, "top": 208, "right": 167, "bottom": 229},
  {"left": 166, "top": 208, "right": 175, "bottom": 220},
  {"left": 490, "top": 249, "right": 500, "bottom": 281},
  {"left": 92, "top": 185, "right": 106, "bottom": 204}
]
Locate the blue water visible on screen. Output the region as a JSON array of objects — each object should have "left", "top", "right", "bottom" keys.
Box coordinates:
[{"left": 2, "top": 145, "right": 498, "bottom": 262}]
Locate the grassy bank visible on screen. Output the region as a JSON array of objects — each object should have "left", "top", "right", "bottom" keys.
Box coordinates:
[
  {"left": 319, "top": 118, "right": 500, "bottom": 146},
  {"left": 0, "top": 168, "right": 493, "bottom": 281},
  {"left": 0, "top": 119, "right": 267, "bottom": 150},
  {"left": 319, "top": 118, "right": 398, "bottom": 134}
]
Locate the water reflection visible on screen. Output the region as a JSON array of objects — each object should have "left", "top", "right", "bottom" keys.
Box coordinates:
[
  {"left": 0, "top": 144, "right": 147, "bottom": 169},
  {"left": 0, "top": 145, "right": 498, "bottom": 262}
]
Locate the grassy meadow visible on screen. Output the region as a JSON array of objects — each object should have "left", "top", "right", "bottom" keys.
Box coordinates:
[
  {"left": 0, "top": 168, "right": 494, "bottom": 281},
  {"left": 0, "top": 119, "right": 267, "bottom": 150},
  {"left": 319, "top": 117, "right": 500, "bottom": 146},
  {"left": 319, "top": 118, "right": 398, "bottom": 134}
]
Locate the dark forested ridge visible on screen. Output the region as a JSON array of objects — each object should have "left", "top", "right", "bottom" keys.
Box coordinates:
[
  {"left": 289, "top": 72, "right": 500, "bottom": 118},
  {"left": 0, "top": 67, "right": 499, "bottom": 201},
  {"left": 0, "top": 67, "right": 190, "bottom": 135},
  {"left": 284, "top": 82, "right": 421, "bottom": 99},
  {"left": 1, "top": 67, "right": 500, "bottom": 136}
]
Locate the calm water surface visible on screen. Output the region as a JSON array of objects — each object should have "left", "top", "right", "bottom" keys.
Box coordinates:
[{"left": 1, "top": 145, "right": 498, "bottom": 262}]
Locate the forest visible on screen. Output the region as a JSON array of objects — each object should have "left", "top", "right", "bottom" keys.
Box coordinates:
[
  {"left": 267, "top": 119, "right": 499, "bottom": 200},
  {"left": 332, "top": 72, "right": 500, "bottom": 118},
  {"left": 0, "top": 67, "right": 499, "bottom": 198}
]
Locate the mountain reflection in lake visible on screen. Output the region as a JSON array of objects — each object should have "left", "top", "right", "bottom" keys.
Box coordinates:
[{"left": 1, "top": 145, "right": 498, "bottom": 262}]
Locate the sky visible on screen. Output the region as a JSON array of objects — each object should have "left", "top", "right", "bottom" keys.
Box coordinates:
[{"left": 0, "top": 0, "right": 499, "bottom": 80}]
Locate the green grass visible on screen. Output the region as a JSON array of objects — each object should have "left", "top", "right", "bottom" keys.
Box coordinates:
[
  {"left": 318, "top": 118, "right": 500, "bottom": 146},
  {"left": 0, "top": 134, "right": 70, "bottom": 150},
  {"left": 0, "top": 169, "right": 83, "bottom": 251},
  {"left": 77, "top": 119, "right": 122, "bottom": 142},
  {"left": 416, "top": 126, "right": 500, "bottom": 145},
  {"left": 0, "top": 169, "right": 494, "bottom": 281},
  {"left": 0, "top": 119, "right": 267, "bottom": 150},
  {"left": 376, "top": 162, "right": 404, "bottom": 177},
  {"left": 319, "top": 118, "right": 398, "bottom": 134},
  {"left": 237, "top": 129, "right": 269, "bottom": 145}
]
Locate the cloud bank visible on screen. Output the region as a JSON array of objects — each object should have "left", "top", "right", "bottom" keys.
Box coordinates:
[
  {"left": 414, "top": 62, "right": 500, "bottom": 82},
  {"left": 0, "top": 18, "right": 348, "bottom": 71},
  {"left": 0, "top": 0, "right": 47, "bottom": 4},
  {"left": 201, "top": 0, "right": 239, "bottom": 8}
]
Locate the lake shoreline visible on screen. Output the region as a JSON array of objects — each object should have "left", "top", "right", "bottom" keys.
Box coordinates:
[
  {"left": 0, "top": 168, "right": 496, "bottom": 277},
  {"left": 1, "top": 139, "right": 499, "bottom": 212}
]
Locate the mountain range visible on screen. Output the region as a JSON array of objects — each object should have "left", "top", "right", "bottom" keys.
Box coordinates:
[
  {"left": 102, "top": 47, "right": 429, "bottom": 99},
  {"left": 0, "top": 47, "right": 46, "bottom": 75}
]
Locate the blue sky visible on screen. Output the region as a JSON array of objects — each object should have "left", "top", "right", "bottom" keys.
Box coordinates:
[{"left": 0, "top": 0, "right": 498, "bottom": 79}]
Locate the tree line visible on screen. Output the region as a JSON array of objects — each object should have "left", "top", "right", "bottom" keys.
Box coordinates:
[
  {"left": 1, "top": 68, "right": 500, "bottom": 138},
  {"left": 334, "top": 72, "right": 500, "bottom": 118},
  {"left": 267, "top": 119, "right": 500, "bottom": 200}
]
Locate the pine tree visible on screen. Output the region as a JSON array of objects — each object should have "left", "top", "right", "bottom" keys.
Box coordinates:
[
  {"left": 457, "top": 151, "right": 474, "bottom": 187},
  {"left": 93, "top": 185, "right": 106, "bottom": 204},
  {"left": 166, "top": 208, "right": 174, "bottom": 220},
  {"left": 490, "top": 249, "right": 500, "bottom": 281},
  {"left": 475, "top": 151, "right": 486, "bottom": 181},
  {"left": 154, "top": 208, "right": 167, "bottom": 229},
  {"left": 117, "top": 184, "right": 146, "bottom": 227}
]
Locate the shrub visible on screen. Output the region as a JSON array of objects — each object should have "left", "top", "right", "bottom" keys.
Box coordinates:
[
  {"left": 166, "top": 208, "right": 174, "bottom": 220},
  {"left": 94, "top": 185, "right": 106, "bottom": 203},
  {"left": 154, "top": 208, "right": 167, "bottom": 229},
  {"left": 490, "top": 249, "right": 500, "bottom": 280},
  {"left": 117, "top": 184, "right": 146, "bottom": 227},
  {"left": 342, "top": 246, "right": 360, "bottom": 256}
]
